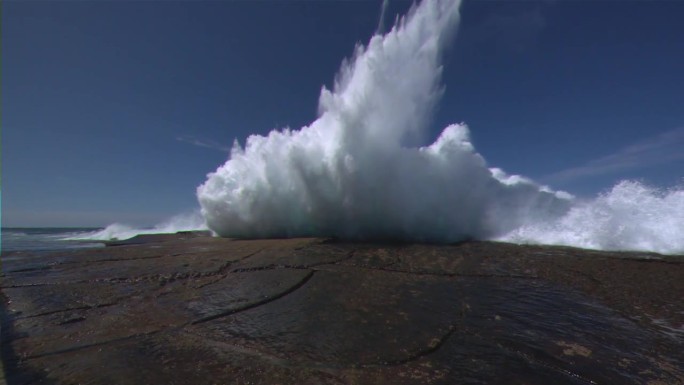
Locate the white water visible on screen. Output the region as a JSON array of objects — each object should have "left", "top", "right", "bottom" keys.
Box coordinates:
[
  {"left": 68, "top": 211, "right": 207, "bottom": 241},
  {"left": 90, "top": 0, "right": 683, "bottom": 255},
  {"left": 196, "top": 0, "right": 574, "bottom": 242},
  {"left": 500, "top": 181, "right": 684, "bottom": 254}
]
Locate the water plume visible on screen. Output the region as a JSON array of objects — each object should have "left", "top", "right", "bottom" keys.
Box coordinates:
[
  {"left": 376, "top": 0, "right": 390, "bottom": 35},
  {"left": 197, "top": 0, "right": 684, "bottom": 254},
  {"left": 197, "top": 0, "right": 567, "bottom": 241}
]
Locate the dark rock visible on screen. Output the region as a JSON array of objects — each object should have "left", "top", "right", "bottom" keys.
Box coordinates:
[{"left": 1, "top": 234, "right": 682, "bottom": 384}]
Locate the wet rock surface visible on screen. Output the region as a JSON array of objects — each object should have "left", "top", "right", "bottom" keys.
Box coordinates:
[{"left": 1, "top": 234, "right": 683, "bottom": 384}]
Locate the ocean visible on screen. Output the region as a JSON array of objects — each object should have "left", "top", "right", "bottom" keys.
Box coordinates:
[{"left": 1, "top": 227, "right": 106, "bottom": 253}]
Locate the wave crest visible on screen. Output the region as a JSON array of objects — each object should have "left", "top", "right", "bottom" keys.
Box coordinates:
[{"left": 68, "top": 212, "right": 207, "bottom": 241}]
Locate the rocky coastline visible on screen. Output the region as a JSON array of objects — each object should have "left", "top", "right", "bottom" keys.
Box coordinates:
[{"left": 1, "top": 233, "right": 682, "bottom": 384}]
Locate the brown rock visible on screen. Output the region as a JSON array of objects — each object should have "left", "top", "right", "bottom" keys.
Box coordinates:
[{"left": 1, "top": 234, "right": 682, "bottom": 384}]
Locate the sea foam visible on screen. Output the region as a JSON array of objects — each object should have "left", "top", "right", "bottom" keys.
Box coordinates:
[
  {"left": 196, "top": 0, "right": 683, "bottom": 254},
  {"left": 68, "top": 211, "right": 207, "bottom": 241},
  {"left": 500, "top": 181, "right": 684, "bottom": 254}
]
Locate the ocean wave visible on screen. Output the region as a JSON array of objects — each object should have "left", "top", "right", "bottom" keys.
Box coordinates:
[
  {"left": 195, "top": 0, "right": 683, "bottom": 254},
  {"left": 67, "top": 212, "right": 207, "bottom": 241},
  {"left": 499, "top": 180, "right": 684, "bottom": 255}
]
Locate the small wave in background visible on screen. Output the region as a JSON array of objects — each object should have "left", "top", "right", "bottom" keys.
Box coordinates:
[
  {"left": 2, "top": 212, "right": 207, "bottom": 253},
  {"left": 66, "top": 211, "right": 207, "bottom": 242},
  {"left": 1, "top": 228, "right": 104, "bottom": 253}
]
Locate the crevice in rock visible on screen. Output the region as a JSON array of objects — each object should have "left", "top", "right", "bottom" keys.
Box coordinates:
[
  {"left": 48, "top": 253, "right": 177, "bottom": 266},
  {"left": 3, "top": 266, "right": 53, "bottom": 274},
  {"left": 1, "top": 283, "right": 68, "bottom": 289},
  {"left": 191, "top": 270, "right": 316, "bottom": 325},
  {"left": 15, "top": 303, "right": 116, "bottom": 320},
  {"left": 2, "top": 249, "right": 266, "bottom": 289},
  {"left": 198, "top": 248, "right": 267, "bottom": 278},
  {"left": 183, "top": 249, "right": 270, "bottom": 289},
  {"left": 341, "top": 263, "right": 539, "bottom": 280},
  {"left": 21, "top": 330, "right": 162, "bottom": 361},
  {"left": 360, "top": 323, "right": 459, "bottom": 368},
  {"left": 494, "top": 338, "right": 599, "bottom": 385},
  {"left": 56, "top": 316, "right": 86, "bottom": 325},
  {"left": 231, "top": 264, "right": 310, "bottom": 273},
  {"left": 230, "top": 250, "right": 356, "bottom": 273}
]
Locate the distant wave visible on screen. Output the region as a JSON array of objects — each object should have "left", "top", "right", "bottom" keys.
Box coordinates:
[
  {"left": 195, "top": 0, "right": 683, "bottom": 255},
  {"left": 67, "top": 212, "right": 206, "bottom": 241},
  {"left": 5, "top": 231, "right": 28, "bottom": 237}
]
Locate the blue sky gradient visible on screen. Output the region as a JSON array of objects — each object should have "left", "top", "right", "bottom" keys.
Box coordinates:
[{"left": 3, "top": 0, "right": 683, "bottom": 227}]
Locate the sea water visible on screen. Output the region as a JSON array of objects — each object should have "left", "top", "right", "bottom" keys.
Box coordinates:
[{"left": 1, "top": 228, "right": 105, "bottom": 253}]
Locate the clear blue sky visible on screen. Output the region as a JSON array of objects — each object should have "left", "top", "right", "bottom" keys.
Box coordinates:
[{"left": 3, "top": 0, "right": 683, "bottom": 227}]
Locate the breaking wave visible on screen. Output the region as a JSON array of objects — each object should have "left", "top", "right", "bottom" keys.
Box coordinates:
[
  {"left": 196, "top": 0, "right": 683, "bottom": 254},
  {"left": 500, "top": 181, "right": 684, "bottom": 254},
  {"left": 68, "top": 212, "right": 207, "bottom": 241}
]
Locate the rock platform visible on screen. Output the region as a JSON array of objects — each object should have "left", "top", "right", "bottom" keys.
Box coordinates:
[{"left": 1, "top": 233, "right": 682, "bottom": 384}]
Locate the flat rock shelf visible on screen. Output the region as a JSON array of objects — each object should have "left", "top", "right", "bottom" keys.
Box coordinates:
[{"left": 1, "top": 233, "right": 683, "bottom": 384}]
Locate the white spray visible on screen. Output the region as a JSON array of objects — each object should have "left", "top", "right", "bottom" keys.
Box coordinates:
[
  {"left": 500, "top": 181, "right": 684, "bottom": 254},
  {"left": 197, "top": 0, "right": 684, "bottom": 254},
  {"left": 68, "top": 211, "right": 207, "bottom": 241}
]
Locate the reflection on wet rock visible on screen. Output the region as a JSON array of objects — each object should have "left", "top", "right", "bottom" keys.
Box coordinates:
[{"left": 1, "top": 234, "right": 682, "bottom": 384}]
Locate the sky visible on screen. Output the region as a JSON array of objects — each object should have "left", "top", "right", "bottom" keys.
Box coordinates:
[{"left": 3, "top": 0, "right": 683, "bottom": 228}]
